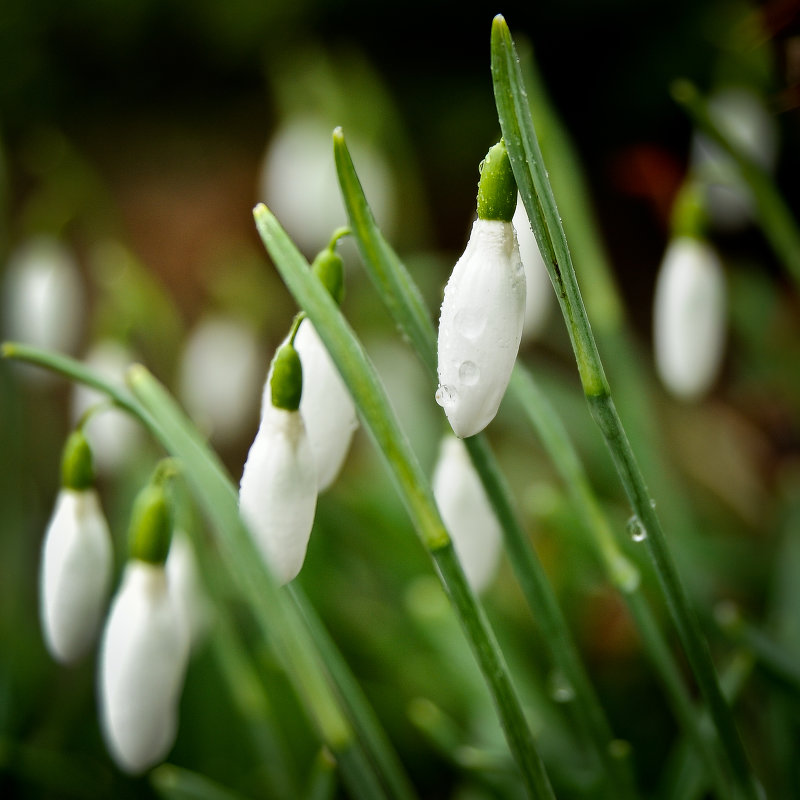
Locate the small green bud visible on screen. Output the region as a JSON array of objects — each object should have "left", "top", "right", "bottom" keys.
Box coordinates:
[
  {"left": 477, "top": 140, "right": 516, "bottom": 222},
  {"left": 312, "top": 248, "right": 345, "bottom": 306},
  {"left": 670, "top": 181, "right": 708, "bottom": 239},
  {"left": 128, "top": 483, "right": 172, "bottom": 565},
  {"left": 61, "top": 430, "right": 94, "bottom": 491},
  {"left": 270, "top": 342, "right": 303, "bottom": 411}
]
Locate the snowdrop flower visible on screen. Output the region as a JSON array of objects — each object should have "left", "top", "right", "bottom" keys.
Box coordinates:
[
  {"left": 432, "top": 435, "right": 503, "bottom": 594},
  {"left": 259, "top": 115, "right": 396, "bottom": 254},
  {"left": 690, "top": 87, "right": 778, "bottom": 230},
  {"left": 436, "top": 141, "right": 525, "bottom": 438},
  {"left": 166, "top": 530, "right": 212, "bottom": 650},
  {"left": 513, "top": 193, "right": 552, "bottom": 342},
  {"left": 239, "top": 341, "right": 318, "bottom": 584},
  {"left": 177, "top": 315, "right": 263, "bottom": 447},
  {"left": 39, "top": 430, "right": 113, "bottom": 664},
  {"left": 71, "top": 340, "right": 143, "bottom": 474},
  {"left": 653, "top": 236, "right": 726, "bottom": 400},
  {"left": 99, "top": 474, "right": 189, "bottom": 774},
  {"left": 3, "top": 236, "right": 85, "bottom": 381}
]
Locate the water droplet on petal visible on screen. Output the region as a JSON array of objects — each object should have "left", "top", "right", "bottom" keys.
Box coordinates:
[
  {"left": 627, "top": 515, "right": 647, "bottom": 542},
  {"left": 435, "top": 385, "right": 456, "bottom": 408},
  {"left": 454, "top": 308, "right": 486, "bottom": 339},
  {"left": 458, "top": 360, "right": 480, "bottom": 386}
]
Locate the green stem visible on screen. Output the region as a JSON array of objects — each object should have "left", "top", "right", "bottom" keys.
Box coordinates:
[
  {"left": 491, "top": 16, "right": 760, "bottom": 800},
  {"left": 253, "top": 204, "right": 555, "bottom": 799},
  {"left": 2, "top": 341, "right": 388, "bottom": 800},
  {"left": 334, "top": 129, "right": 636, "bottom": 797},
  {"left": 672, "top": 79, "right": 800, "bottom": 287}
]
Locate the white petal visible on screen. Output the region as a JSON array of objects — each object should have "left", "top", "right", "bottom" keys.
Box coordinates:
[
  {"left": 653, "top": 237, "right": 726, "bottom": 400},
  {"left": 39, "top": 489, "right": 113, "bottom": 664},
  {"left": 513, "top": 195, "right": 552, "bottom": 341},
  {"left": 178, "top": 315, "right": 263, "bottom": 446},
  {"left": 436, "top": 219, "right": 526, "bottom": 438},
  {"left": 295, "top": 319, "right": 358, "bottom": 491},
  {"left": 239, "top": 407, "right": 318, "bottom": 584},
  {"left": 433, "top": 435, "right": 502, "bottom": 594},
  {"left": 166, "top": 531, "right": 213, "bottom": 650},
  {"left": 99, "top": 561, "right": 189, "bottom": 774},
  {"left": 71, "top": 340, "right": 143, "bottom": 474}
]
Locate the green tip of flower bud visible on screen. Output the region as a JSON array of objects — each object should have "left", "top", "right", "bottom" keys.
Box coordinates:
[
  {"left": 670, "top": 181, "right": 708, "bottom": 239},
  {"left": 128, "top": 483, "right": 173, "bottom": 565},
  {"left": 61, "top": 430, "right": 94, "bottom": 491},
  {"left": 311, "top": 248, "right": 345, "bottom": 306},
  {"left": 270, "top": 342, "right": 303, "bottom": 411},
  {"left": 477, "top": 140, "right": 516, "bottom": 222}
]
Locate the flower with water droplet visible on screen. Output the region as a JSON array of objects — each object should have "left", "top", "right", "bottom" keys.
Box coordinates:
[
  {"left": 653, "top": 236, "right": 726, "bottom": 401},
  {"left": 436, "top": 142, "right": 526, "bottom": 438},
  {"left": 239, "top": 341, "right": 318, "bottom": 584},
  {"left": 39, "top": 430, "right": 113, "bottom": 664},
  {"left": 432, "top": 434, "right": 502, "bottom": 594},
  {"left": 98, "top": 471, "right": 189, "bottom": 774}
]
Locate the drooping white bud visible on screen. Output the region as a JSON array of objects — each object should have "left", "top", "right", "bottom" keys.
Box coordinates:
[
  {"left": 98, "top": 560, "right": 190, "bottom": 774},
  {"left": 432, "top": 435, "right": 502, "bottom": 594},
  {"left": 177, "top": 315, "right": 263, "bottom": 447},
  {"left": 653, "top": 237, "right": 726, "bottom": 401},
  {"left": 436, "top": 219, "right": 526, "bottom": 438},
  {"left": 239, "top": 403, "right": 318, "bottom": 585},
  {"left": 690, "top": 87, "right": 778, "bottom": 230},
  {"left": 166, "top": 530, "right": 213, "bottom": 650},
  {"left": 71, "top": 340, "right": 143, "bottom": 474},
  {"left": 39, "top": 488, "right": 113, "bottom": 664},
  {"left": 513, "top": 194, "right": 552, "bottom": 342},
  {"left": 295, "top": 318, "right": 358, "bottom": 491}
]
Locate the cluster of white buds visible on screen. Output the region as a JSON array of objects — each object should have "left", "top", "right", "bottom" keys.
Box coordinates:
[
  {"left": 436, "top": 140, "right": 526, "bottom": 438},
  {"left": 39, "top": 429, "right": 113, "bottom": 664},
  {"left": 98, "top": 465, "right": 190, "bottom": 774},
  {"left": 239, "top": 236, "right": 358, "bottom": 584},
  {"left": 432, "top": 434, "right": 503, "bottom": 594},
  {"left": 39, "top": 435, "right": 202, "bottom": 775}
]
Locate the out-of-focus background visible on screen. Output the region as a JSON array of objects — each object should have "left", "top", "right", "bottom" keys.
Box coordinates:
[{"left": 1, "top": 0, "right": 799, "bottom": 797}]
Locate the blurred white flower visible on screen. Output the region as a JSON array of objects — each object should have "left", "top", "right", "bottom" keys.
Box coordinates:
[
  {"left": 513, "top": 194, "right": 552, "bottom": 341},
  {"left": 432, "top": 435, "right": 502, "bottom": 594},
  {"left": 72, "top": 340, "right": 143, "bottom": 474},
  {"left": 166, "top": 530, "right": 213, "bottom": 650},
  {"left": 294, "top": 318, "right": 358, "bottom": 491},
  {"left": 39, "top": 488, "right": 113, "bottom": 664},
  {"left": 690, "top": 87, "right": 778, "bottom": 230},
  {"left": 3, "top": 236, "right": 85, "bottom": 374},
  {"left": 239, "top": 404, "right": 318, "bottom": 585},
  {"left": 177, "top": 315, "right": 263, "bottom": 447},
  {"left": 653, "top": 237, "right": 726, "bottom": 401},
  {"left": 99, "top": 560, "right": 189, "bottom": 774},
  {"left": 259, "top": 115, "right": 396, "bottom": 254},
  {"left": 436, "top": 219, "right": 526, "bottom": 438}
]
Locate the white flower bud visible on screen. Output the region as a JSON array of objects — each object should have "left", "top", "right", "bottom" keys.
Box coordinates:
[
  {"left": 239, "top": 405, "right": 318, "bottom": 584},
  {"left": 71, "top": 340, "right": 143, "bottom": 474},
  {"left": 513, "top": 194, "right": 552, "bottom": 342},
  {"left": 166, "top": 530, "right": 212, "bottom": 650},
  {"left": 432, "top": 435, "right": 502, "bottom": 594},
  {"left": 436, "top": 219, "right": 526, "bottom": 438},
  {"left": 177, "top": 315, "right": 263, "bottom": 447},
  {"left": 39, "top": 488, "right": 113, "bottom": 664},
  {"left": 99, "top": 560, "right": 189, "bottom": 774},
  {"left": 653, "top": 237, "right": 726, "bottom": 401},
  {"left": 295, "top": 318, "right": 358, "bottom": 491}
]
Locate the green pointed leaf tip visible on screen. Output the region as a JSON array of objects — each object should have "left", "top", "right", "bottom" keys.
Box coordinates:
[
  {"left": 61, "top": 429, "right": 95, "bottom": 490},
  {"left": 477, "top": 140, "right": 516, "bottom": 222},
  {"left": 128, "top": 483, "right": 173, "bottom": 564},
  {"left": 270, "top": 342, "right": 303, "bottom": 411},
  {"left": 312, "top": 247, "right": 345, "bottom": 306}
]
